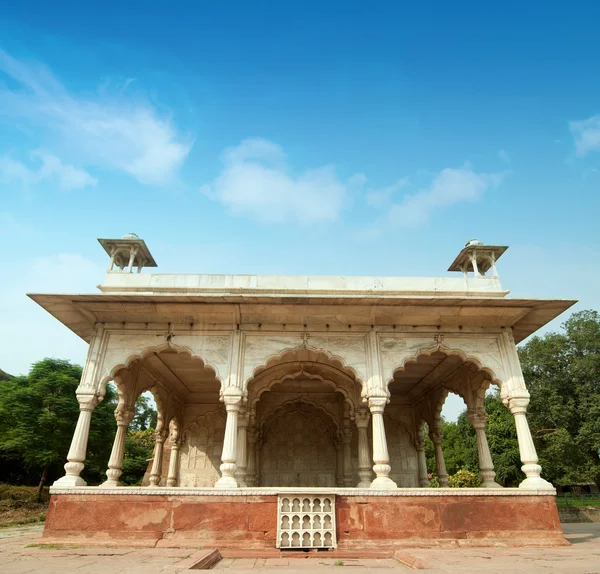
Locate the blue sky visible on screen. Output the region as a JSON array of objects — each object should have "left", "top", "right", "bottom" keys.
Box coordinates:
[{"left": 1, "top": 2, "right": 599, "bottom": 418}]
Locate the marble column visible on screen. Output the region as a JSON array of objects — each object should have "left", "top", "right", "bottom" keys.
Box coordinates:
[
  {"left": 467, "top": 409, "right": 502, "bottom": 488},
  {"left": 246, "top": 424, "right": 258, "bottom": 487},
  {"left": 368, "top": 397, "right": 397, "bottom": 489},
  {"left": 166, "top": 428, "right": 183, "bottom": 487},
  {"left": 335, "top": 438, "right": 344, "bottom": 487},
  {"left": 508, "top": 394, "right": 554, "bottom": 490},
  {"left": 415, "top": 432, "right": 430, "bottom": 487},
  {"left": 234, "top": 409, "right": 249, "bottom": 487},
  {"left": 342, "top": 418, "right": 353, "bottom": 487},
  {"left": 149, "top": 428, "right": 167, "bottom": 486},
  {"left": 53, "top": 393, "right": 102, "bottom": 486},
  {"left": 355, "top": 408, "right": 372, "bottom": 488},
  {"left": 430, "top": 425, "right": 448, "bottom": 487},
  {"left": 215, "top": 393, "right": 243, "bottom": 488},
  {"left": 100, "top": 405, "right": 135, "bottom": 487}
]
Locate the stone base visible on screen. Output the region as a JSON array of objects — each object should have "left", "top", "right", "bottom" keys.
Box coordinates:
[{"left": 42, "top": 488, "right": 567, "bottom": 549}]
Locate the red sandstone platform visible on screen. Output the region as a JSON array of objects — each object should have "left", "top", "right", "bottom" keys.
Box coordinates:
[{"left": 43, "top": 487, "right": 567, "bottom": 549}]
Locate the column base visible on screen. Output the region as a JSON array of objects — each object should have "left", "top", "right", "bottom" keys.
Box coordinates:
[
  {"left": 53, "top": 474, "right": 87, "bottom": 487},
  {"left": 519, "top": 476, "right": 554, "bottom": 490},
  {"left": 214, "top": 476, "right": 239, "bottom": 489},
  {"left": 99, "top": 479, "right": 120, "bottom": 488},
  {"left": 370, "top": 476, "right": 397, "bottom": 489},
  {"left": 357, "top": 480, "right": 372, "bottom": 488}
]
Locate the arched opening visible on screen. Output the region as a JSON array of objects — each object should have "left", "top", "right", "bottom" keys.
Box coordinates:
[
  {"left": 389, "top": 349, "right": 503, "bottom": 488},
  {"left": 105, "top": 345, "right": 223, "bottom": 487},
  {"left": 246, "top": 346, "right": 364, "bottom": 487}
]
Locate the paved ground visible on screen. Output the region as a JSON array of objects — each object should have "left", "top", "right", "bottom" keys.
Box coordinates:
[{"left": 1, "top": 524, "right": 599, "bottom": 573}]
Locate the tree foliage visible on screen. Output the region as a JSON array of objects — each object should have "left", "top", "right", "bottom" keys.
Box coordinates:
[
  {"left": 0, "top": 359, "right": 117, "bottom": 491},
  {"left": 519, "top": 310, "right": 600, "bottom": 488}
]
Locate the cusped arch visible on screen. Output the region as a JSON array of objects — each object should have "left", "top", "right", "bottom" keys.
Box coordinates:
[
  {"left": 260, "top": 397, "right": 341, "bottom": 437},
  {"left": 249, "top": 367, "right": 357, "bottom": 415},
  {"left": 386, "top": 344, "right": 505, "bottom": 392},
  {"left": 246, "top": 344, "right": 365, "bottom": 393},
  {"left": 98, "top": 341, "right": 223, "bottom": 395}
]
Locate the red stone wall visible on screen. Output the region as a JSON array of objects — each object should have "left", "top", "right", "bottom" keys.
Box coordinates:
[{"left": 43, "top": 493, "right": 566, "bottom": 549}]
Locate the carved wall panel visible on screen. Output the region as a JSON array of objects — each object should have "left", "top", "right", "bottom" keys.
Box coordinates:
[
  {"left": 384, "top": 415, "right": 419, "bottom": 487},
  {"left": 261, "top": 410, "right": 337, "bottom": 487},
  {"left": 179, "top": 408, "right": 226, "bottom": 487}
]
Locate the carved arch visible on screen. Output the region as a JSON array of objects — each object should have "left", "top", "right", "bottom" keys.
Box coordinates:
[
  {"left": 386, "top": 344, "right": 505, "bottom": 392},
  {"left": 97, "top": 341, "right": 223, "bottom": 395},
  {"left": 249, "top": 366, "right": 358, "bottom": 415},
  {"left": 246, "top": 344, "right": 365, "bottom": 394},
  {"left": 260, "top": 398, "right": 341, "bottom": 438}
]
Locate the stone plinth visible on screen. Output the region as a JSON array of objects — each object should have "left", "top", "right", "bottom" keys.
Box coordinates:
[{"left": 43, "top": 488, "right": 567, "bottom": 549}]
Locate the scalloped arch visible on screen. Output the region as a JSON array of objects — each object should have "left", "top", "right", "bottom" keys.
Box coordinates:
[
  {"left": 260, "top": 397, "right": 341, "bottom": 435},
  {"left": 246, "top": 343, "right": 364, "bottom": 392},
  {"left": 249, "top": 367, "right": 357, "bottom": 414},
  {"left": 386, "top": 343, "right": 505, "bottom": 391},
  {"left": 98, "top": 341, "right": 223, "bottom": 394}
]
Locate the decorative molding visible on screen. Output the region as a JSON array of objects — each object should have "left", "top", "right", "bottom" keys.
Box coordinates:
[{"left": 49, "top": 486, "right": 556, "bottom": 497}]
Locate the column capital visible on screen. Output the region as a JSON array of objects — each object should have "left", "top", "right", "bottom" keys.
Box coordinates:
[
  {"left": 154, "top": 429, "right": 168, "bottom": 443},
  {"left": 222, "top": 388, "right": 243, "bottom": 410},
  {"left": 114, "top": 406, "right": 135, "bottom": 426},
  {"left": 508, "top": 393, "right": 530, "bottom": 415},
  {"left": 76, "top": 393, "right": 102, "bottom": 412},
  {"left": 430, "top": 431, "right": 443, "bottom": 445},
  {"left": 368, "top": 396, "right": 388, "bottom": 413},
  {"left": 247, "top": 426, "right": 258, "bottom": 444},
  {"left": 414, "top": 435, "right": 425, "bottom": 451},
  {"left": 467, "top": 409, "right": 488, "bottom": 429},
  {"left": 355, "top": 408, "right": 370, "bottom": 429},
  {"left": 238, "top": 410, "right": 250, "bottom": 428}
]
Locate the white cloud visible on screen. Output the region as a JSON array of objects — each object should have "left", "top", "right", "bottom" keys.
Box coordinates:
[
  {"left": 200, "top": 138, "right": 357, "bottom": 223},
  {"left": 366, "top": 177, "right": 409, "bottom": 208},
  {"left": 385, "top": 165, "right": 504, "bottom": 228},
  {"left": 0, "top": 49, "right": 192, "bottom": 185},
  {"left": 570, "top": 115, "right": 600, "bottom": 156},
  {"left": 0, "top": 151, "right": 97, "bottom": 191}
]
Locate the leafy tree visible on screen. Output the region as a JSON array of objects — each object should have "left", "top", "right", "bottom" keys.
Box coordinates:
[
  {"left": 122, "top": 429, "right": 155, "bottom": 485},
  {"left": 0, "top": 359, "right": 117, "bottom": 498},
  {"left": 519, "top": 310, "right": 600, "bottom": 488},
  {"left": 131, "top": 395, "right": 158, "bottom": 431}
]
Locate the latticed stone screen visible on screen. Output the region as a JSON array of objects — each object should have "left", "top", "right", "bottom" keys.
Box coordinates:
[{"left": 276, "top": 495, "right": 336, "bottom": 549}]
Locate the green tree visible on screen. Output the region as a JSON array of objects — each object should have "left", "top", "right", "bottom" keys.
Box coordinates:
[
  {"left": 131, "top": 395, "right": 158, "bottom": 431},
  {"left": 0, "top": 359, "right": 117, "bottom": 498},
  {"left": 519, "top": 310, "right": 600, "bottom": 488},
  {"left": 122, "top": 428, "right": 155, "bottom": 485}
]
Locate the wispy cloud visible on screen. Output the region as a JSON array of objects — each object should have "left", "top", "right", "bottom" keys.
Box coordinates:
[
  {"left": 570, "top": 115, "right": 600, "bottom": 156},
  {"left": 0, "top": 49, "right": 192, "bottom": 185},
  {"left": 383, "top": 164, "right": 504, "bottom": 228},
  {"left": 0, "top": 151, "right": 97, "bottom": 190},
  {"left": 366, "top": 177, "right": 409, "bottom": 208},
  {"left": 200, "top": 138, "right": 359, "bottom": 224}
]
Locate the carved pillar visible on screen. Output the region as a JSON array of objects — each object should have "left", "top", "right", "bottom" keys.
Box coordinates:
[
  {"left": 166, "top": 429, "right": 183, "bottom": 487},
  {"left": 101, "top": 405, "right": 135, "bottom": 487},
  {"left": 415, "top": 431, "right": 429, "bottom": 488},
  {"left": 467, "top": 409, "right": 502, "bottom": 488},
  {"left": 342, "top": 416, "right": 353, "bottom": 487},
  {"left": 335, "top": 437, "right": 344, "bottom": 487},
  {"left": 355, "top": 408, "right": 372, "bottom": 488},
  {"left": 368, "top": 397, "right": 397, "bottom": 489},
  {"left": 246, "top": 424, "right": 258, "bottom": 487},
  {"left": 149, "top": 428, "right": 167, "bottom": 486},
  {"left": 430, "top": 425, "right": 448, "bottom": 487},
  {"left": 234, "top": 408, "right": 249, "bottom": 487},
  {"left": 255, "top": 432, "right": 263, "bottom": 486},
  {"left": 54, "top": 394, "right": 102, "bottom": 486},
  {"left": 508, "top": 394, "right": 553, "bottom": 490},
  {"left": 215, "top": 392, "right": 242, "bottom": 488}
]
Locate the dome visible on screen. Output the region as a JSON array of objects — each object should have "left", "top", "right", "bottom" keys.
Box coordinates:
[
  {"left": 122, "top": 233, "right": 139, "bottom": 240},
  {"left": 466, "top": 238, "right": 483, "bottom": 247}
]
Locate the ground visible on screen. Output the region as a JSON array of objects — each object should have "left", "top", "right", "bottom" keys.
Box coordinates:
[
  {"left": 0, "top": 485, "right": 47, "bottom": 528},
  {"left": 1, "top": 523, "right": 599, "bottom": 573}
]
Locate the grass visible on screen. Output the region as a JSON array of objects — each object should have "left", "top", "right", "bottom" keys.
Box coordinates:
[
  {"left": 0, "top": 484, "right": 49, "bottom": 527},
  {"left": 556, "top": 494, "right": 600, "bottom": 508}
]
